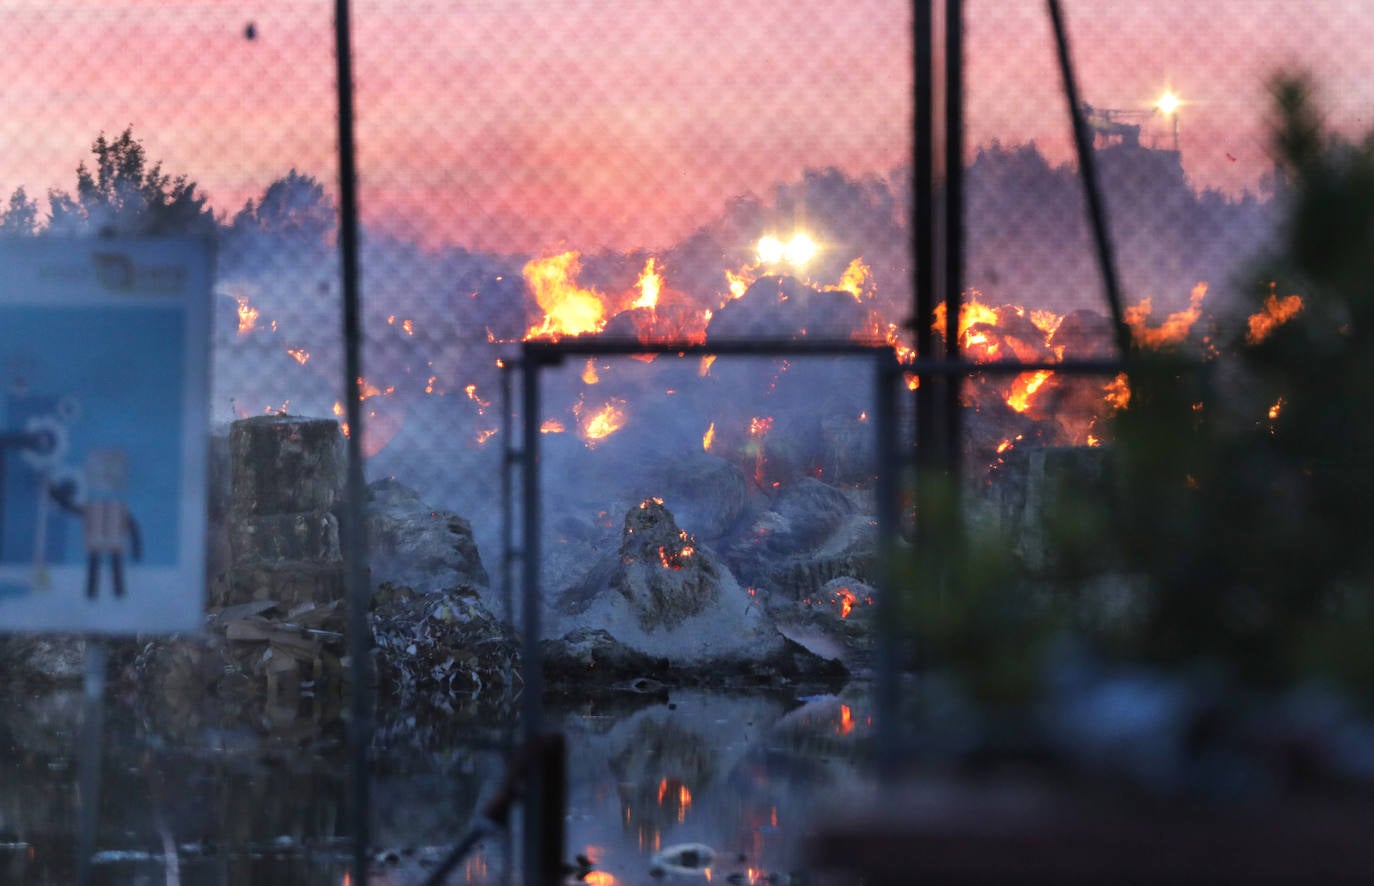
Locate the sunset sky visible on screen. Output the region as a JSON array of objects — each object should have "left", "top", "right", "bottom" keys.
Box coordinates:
[{"left": 1, "top": 1, "right": 1372, "bottom": 253}]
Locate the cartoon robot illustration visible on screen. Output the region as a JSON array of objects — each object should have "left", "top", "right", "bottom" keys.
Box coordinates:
[{"left": 0, "top": 392, "right": 141, "bottom": 600}]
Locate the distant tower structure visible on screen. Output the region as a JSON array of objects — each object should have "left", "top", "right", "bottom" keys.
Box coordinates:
[{"left": 1082, "top": 98, "right": 1181, "bottom": 157}]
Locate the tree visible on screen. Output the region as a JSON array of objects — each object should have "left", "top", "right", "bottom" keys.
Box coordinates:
[
  {"left": 1057, "top": 77, "right": 1374, "bottom": 690},
  {"left": 0, "top": 187, "right": 38, "bottom": 235},
  {"left": 47, "top": 127, "right": 216, "bottom": 236},
  {"left": 229, "top": 169, "right": 335, "bottom": 247}
]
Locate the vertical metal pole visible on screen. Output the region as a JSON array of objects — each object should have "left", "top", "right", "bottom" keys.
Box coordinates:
[
  {"left": 873, "top": 356, "right": 903, "bottom": 777},
  {"left": 912, "top": 0, "right": 936, "bottom": 469},
  {"left": 333, "top": 2, "right": 373, "bottom": 884},
  {"left": 943, "top": 0, "right": 965, "bottom": 480},
  {"left": 498, "top": 361, "right": 516, "bottom": 886},
  {"left": 1047, "top": 0, "right": 1132, "bottom": 357},
  {"left": 519, "top": 352, "right": 547, "bottom": 883},
  {"left": 75, "top": 638, "right": 106, "bottom": 886}
]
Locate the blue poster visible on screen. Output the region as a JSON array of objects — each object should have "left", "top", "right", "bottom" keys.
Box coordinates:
[{"left": 0, "top": 238, "right": 209, "bottom": 634}]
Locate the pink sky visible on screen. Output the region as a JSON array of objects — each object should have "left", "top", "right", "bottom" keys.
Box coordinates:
[{"left": 1, "top": 1, "right": 1372, "bottom": 253}]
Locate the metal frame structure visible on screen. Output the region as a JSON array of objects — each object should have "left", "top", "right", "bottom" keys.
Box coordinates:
[{"left": 322, "top": 0, "right": 1137, "bottom": 882}]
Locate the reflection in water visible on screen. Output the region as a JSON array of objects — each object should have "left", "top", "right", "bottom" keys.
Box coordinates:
[{"left": 0, "top": 684, "right": 872, "bottom": 884}]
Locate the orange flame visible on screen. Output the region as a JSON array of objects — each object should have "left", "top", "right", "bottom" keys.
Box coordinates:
[
  {"left": 464, "top": 383, "right": 491, "bottom": 412},
  {"left": 540, "top": 419, "right": 566, "bottom": 434},
  {"left": 1268, "top": 396, "right": 1285, "bottom": 421},
  {"left": 575, "top": 398, "right": 627, "bottom": 445},
  {"left": 523, "top": 251, "right": 608, "bottom": 340},
  {"left": 1006, "top": 369, "right": 1053, "bottom": 413},
  {"left": 582, "top": 358, "right": 600, "bottom": 385},
  {"left": 699, "top": 355, "right": 717, "bottom": 377},
  {"left": 835, "top": 587, "right": 857, "bottom": 618},
  {"left": 749, "top": 416, "right": 773, "bottom": 438},
  {"left": 1125, "top": 282, "right": 1208, "bottom": 348},
  {"left": 702, "top": 421, "right": 715, "bottom": 452},
  {"left": 286, "top": 347, "right": 310, "bottom": 365},
  {"left": 827, "top": 257, "right": 872, "bottom": 301},
  {"left": 1104, "top": 372, "right": 1132, "bottom": 410},
  {"left": 632, "top": 257, "right": 662, "bottom": 310},
  {"left": 837, "top": 704, "right": 855, "bottom": 735},
  {"left": 402, "top": 318, "right": 414, "bottom": 336},
  {"left": 475, "top": 428, "right": 498, "bottom": 445},
  {"left": 235, "top": 295, "right": 259, "bottom": 336},
  {"left": 1246, "top": 289, "right": 1304, "bottom": 345}
]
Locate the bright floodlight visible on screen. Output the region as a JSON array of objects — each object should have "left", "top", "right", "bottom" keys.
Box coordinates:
[
  {"left": 757, "top": 235, "right": 785, "bottom": 265},
  {"left": 783, "top": 233, "right": 817, "bottom": 267},
  {"left": 1156, "top": 90, "right": 1181, "bottom": 115}
]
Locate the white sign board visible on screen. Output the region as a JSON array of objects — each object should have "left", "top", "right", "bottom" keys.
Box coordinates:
[{"left": 0, "top": 237, "right": 210, "bottom": 634}]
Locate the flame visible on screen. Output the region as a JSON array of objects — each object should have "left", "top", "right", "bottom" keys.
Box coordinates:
[
  {"left": 464, "top": 383, "right": 491, "bottom": 412},
  {"left": 837, "top": 703, "right": 855, "bottom": 735},
  {"left": 424, "top": 375, "right": 438, "bottom": 394},
  {"left": 1104, "top": 372, "right": 1132, "bottom": 410},
  {"left": 1030, "top": 309, "right": 1065, "bottom": 336},
  {"left": 1006, "top": 369, "right": 1053, "bottom": 413},
  {"left": 996, "top": 439, "right": 1013, "bottom": 455},
  {"left": 540, "top": 419, "right": 566, "bottom": 434},
  {"left": 835, "top": 587, "right": 857, "bottom": 618},
  {"left": 1246, "top": 289, "right": 1304, "bottom": 345},
  {"left": 725, "top": 268, "right": 752, "bottom": 300},
  {"left": 904, "top": 372, "right": 920, "bottom": 391},
  {"left": 702, "top": 421, "right": 715, "bottom": 452},
  {"left": 640, "top": 497, "right": 664, "bottom": 508},
  {"left": 402, "top": 318, "right": 414, "bottom": 336},
  {"left": 235, "top": 295, "right": 259, "bottom": 335},
  {"left": 523, "top": 251, "right": 608, "bottom": 339},
  {"left": 584, "top": 873, "right": 618, "bottom": 886},
  {"left": 332, "top": 401, "right": 343, "bottom": 418},
  {"left": 286, "top": 347, "right": 310, "bottom": 365},
  {"left": 582, "top": 358, "right": 600, "bottom": 385},
  {"left": 1125, "top": 281, "right": 1208, "bottom": 348},
  {"left": 827, "top": 257, "right": 871, "bottom": 300},
  {"left": 632, "top": 257, "right": 662, "bottom": 310},
  {"left": 749, "top": 416, "right": 773, "bottom": 438},
  {"left": 1268, "top": 396, "right": 1285, "bottom": 420},
  {"left": 575, "top": 398, "right": 627, "bottom": 445},
  {"left": 475, "top": 428, "right": 498, "bottom": 445},
  {"left": 657, "top": 539, "right": 695, "bottom": 570},
  {"left": 699, "top": 355, "right": 716, "bottom": 377}
]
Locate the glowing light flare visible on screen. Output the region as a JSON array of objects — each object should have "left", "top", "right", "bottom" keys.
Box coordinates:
[
  {"left": 1156, "top": 90, "right": 1181, "bottom": 115},
  {"left": 756, "top": 235, "right": 785, "bottom": 265},
  {"left": 1006, "top": 369, "right": 1054, "bottom": 413},
  {"left": 1246, "top": 290, "right": 1304, "bottom": 344},
  {"left": 584, "top": 873, "right": 618, "bottom": 886},
  {"left": 702, "top": 421, "right": 715, "bottom": 452},
  {"left": 523, "top": 251, "right": 608, "bottom": 340},
  {"left": 632, "top": 257, "right": 662, "bottom": 310}
]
